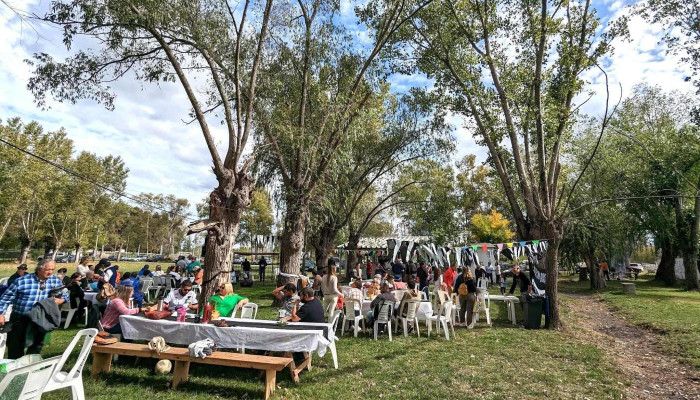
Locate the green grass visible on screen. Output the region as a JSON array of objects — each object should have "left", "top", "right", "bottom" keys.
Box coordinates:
[
  {"left": 559, "top": 274, "right": 700, "bottom": 369},
  {"left": 26, "top": 282, "right": 627, "bottom": 400}
]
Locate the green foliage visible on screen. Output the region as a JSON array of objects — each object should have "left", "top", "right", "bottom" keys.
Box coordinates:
[{"left": 238, "top": 188, "right": 274, "bottom": 246}]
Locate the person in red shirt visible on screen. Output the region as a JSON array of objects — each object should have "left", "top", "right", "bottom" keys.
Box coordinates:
[
  {"left": 443, "top": 264, "right": 457, "bottom": 294},
  {"left": 365, "top": 260, "right": 374, "bottom": 278}
]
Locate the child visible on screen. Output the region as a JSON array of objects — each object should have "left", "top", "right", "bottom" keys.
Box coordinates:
[{"left": 499, "top": 273, "right": 507, "bottom": 295}]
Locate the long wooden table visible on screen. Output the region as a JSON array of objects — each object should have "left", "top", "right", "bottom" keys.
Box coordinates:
[{"left": 91, "top": 342, "right": 292, "bottom": 400}]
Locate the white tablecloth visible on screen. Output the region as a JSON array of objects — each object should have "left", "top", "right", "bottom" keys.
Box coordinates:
[
  {"left": 84, "top": 292, "right": 97, "bottom": 303},
  {"left": 361, "top": 300, "right": 433, "bottom": 320},
  {"left": 119, "top": 315, "right": 333, "bottom": 357}
]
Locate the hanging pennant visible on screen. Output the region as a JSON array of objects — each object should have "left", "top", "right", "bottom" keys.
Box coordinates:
[
  {"left": 471, "top": 245, "right": 477, "bottom": 251},
  {"left": 507, "top": 242, "right": 513, "bottom": 248},
  {"left": 533, "top": 240, "right": 540, "bottom": 245},
  {"left": 481, "top": 244, "right": 488, "bottom": 252},
  {"left": 497, "top": 243, "right": 503, "bottom": 251},
  {"left": 519, "top": 241, "right": 526, "bottom": 247}
]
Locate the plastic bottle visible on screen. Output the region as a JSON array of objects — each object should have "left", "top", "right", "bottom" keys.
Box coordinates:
[
  {"left": 177, "top": 307, "right": 186, "bottom": 322},
  {"left": 202, "top": 303, "right": 212, "bottom": 323}
]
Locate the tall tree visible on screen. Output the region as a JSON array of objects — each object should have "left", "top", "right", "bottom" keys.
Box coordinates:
[
  {"left": 252, "top": 0, "right": 432, "bottom": 286},
  {"left": 379, "top": 0, "right": 622, "bottom": 327},
  {"left": 30, "top": 0, "right": 273, "bottom": 300}
]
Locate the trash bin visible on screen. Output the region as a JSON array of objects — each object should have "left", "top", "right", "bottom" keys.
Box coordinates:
[{"left": 523, "top": 297, "right": 543, "bottom": 329}]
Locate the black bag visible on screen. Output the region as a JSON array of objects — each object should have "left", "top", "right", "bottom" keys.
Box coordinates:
[{"left": 240, "top": 278, "right": 253, "bottom": 287}]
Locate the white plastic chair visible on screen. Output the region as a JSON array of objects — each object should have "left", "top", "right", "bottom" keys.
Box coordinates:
[
  {"left": 477, "top": 278, "right": 489, "bottom": 291},
  {"left": 239, "top": 303, "right": 258, "bottom": 319},
  {"left": 0, "top": 277, "right": 8, "bottom": 285},
  {"left": 139, "top": 279, "right": 153, "bottom": 302},
  {"left": 396, "top": 299, "right": 421, "bottom": 338},
  {"left": 420, "top": 291, "right": 428, "bottom": 301},
  {"left": 0, "top": 356, "right": 62, "bottom": 400},
  {"left": 473, "top": 292, "right": 492, "bottom": 326},
  {"left": 62, "top": 302, "right": 89, "bottom": 329},
  {"left": 426, "top": 301, "right": 453, "bottom": 340},
  {"left": 149, "top": 276, "right": 164, "bottom": 298},
  {"left": 330, "top": 309, "right": 343, "bottom": 333},
  {"left": 341, "top": 299, "right": 365, "bottom": 338},
  {"left": 372, "top": 301, "right": 394, "bottom": 341},
  {"left": 192, "top": 284, "right": 202, "bottom": 297},
  {"left": 43, "top": 328, "right": 98, "bottom": 400}
]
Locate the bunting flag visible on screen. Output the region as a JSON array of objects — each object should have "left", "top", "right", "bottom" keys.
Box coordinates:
[
  {"left": 533, "top": 240, "right": 540, "bottom": 245},
  {"left": 497, "top": 243, "right": 503, "bottom": 251},
  {"left": 471, "top": 245, "right": 477, "bottom": 251},
  {"left": 481, "top": 244, "right": 488, "bottom": 252},
  {"left": 519, "top": 241, "right": 526, "bottom": 247},
  {"left": 507, "top": 242, "right": 514, "bottom": 248}
]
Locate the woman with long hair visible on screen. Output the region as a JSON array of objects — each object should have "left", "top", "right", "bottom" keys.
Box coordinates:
[
  {"left": 321, "top": 264, "right": 342, "bottom": 318},
  {"left": 100, "top": 285, "right": 142, "bottom": 335}
]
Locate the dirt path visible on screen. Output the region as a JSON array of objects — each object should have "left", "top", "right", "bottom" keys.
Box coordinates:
[{"left": 564, "top": 293, "right": 700, "bottom": 400}]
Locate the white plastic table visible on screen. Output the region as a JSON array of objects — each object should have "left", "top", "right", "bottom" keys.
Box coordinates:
[{"left": 486, "top": 295, "right": 520, "bottom": 325}]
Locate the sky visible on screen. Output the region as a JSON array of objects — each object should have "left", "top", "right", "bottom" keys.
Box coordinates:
[{"left": 0, "top": 0, "right": 694, "bottom": 220}]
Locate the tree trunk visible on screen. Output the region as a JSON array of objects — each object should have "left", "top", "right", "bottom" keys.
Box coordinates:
[
  {"left": 276, "top": 193, "right": 309, "bottom": 306},
  {"left": 115, "top": 243, "right": 123, "bottom": 262},
  {"left": 655, "top": 237, "right": 676, "bottom": 286},
  {"left": 51, "top": 240, "right": 63, "bottom": 260},
  {"left": 19, "top": 236, "right": 31, "bottom": 264},
  {"left": 543, "top": 221, "right": 563, "bottom": 329},
  {"left": 578, "top": 260, "right": 588, "bottom": 281},
  {"left": 75, "top": 244, "right": 82, "bottom": 265},
  {"left": 199, "top": 173, "right": 253, "bottom": 304},
  {"left": 313, "top": 225, "right": 336, "bottom": 272},
  {"left": 0, "top": 218, "right": 11, "bottom": 243},
  {"left": 683, "top": 195, "right": 699, "bottom": 290},
  {"left": 346, "top": 233, "right": 360, "bottom": 279},
  {"left": 583, "top": 244, "right": 604, "bottom": 290}
]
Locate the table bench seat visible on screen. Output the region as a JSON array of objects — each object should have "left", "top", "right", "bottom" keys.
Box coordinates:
[{"left": 91, "top": 342, "right": 292, "bottom": 399}]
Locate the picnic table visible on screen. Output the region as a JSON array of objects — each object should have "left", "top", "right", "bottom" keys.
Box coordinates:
[{"left": 119, "top": 315, "right": 338, "bottom": 369}]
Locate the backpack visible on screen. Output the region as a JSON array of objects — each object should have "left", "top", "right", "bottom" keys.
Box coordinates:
[
  {"left": 96, "top": 283, "right": 116, "bottom": 303},
  {"left": 457, "top": 278, "right": 469, "bottom": 296}
]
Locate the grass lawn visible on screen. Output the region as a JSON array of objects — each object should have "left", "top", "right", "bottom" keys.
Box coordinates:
[
  {"left": 559, "top": 274, "right": 700, "bottom": 369},
  {"left": 18, "top": 280, "right": 627, "bottom": 400}
]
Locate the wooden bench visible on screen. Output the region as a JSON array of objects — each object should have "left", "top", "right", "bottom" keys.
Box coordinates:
[{"left": 91, "top": 343, "right": 292, "bottom": 399}]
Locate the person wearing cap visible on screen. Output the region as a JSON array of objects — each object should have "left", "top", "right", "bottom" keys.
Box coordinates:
[
  {"left": 120, "top": 272, "right": 144, "bottom": 308},
  {"left": 7, "top": 263, "right": 28, "bottom": 286}
]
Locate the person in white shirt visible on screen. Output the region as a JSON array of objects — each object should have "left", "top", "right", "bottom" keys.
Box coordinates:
[
  {"left": 163, "top": 280, "right": 198, "bottom": 311},
  {"left": 166, "top": 265, "right": 182, "bottom": 282},
  {"left": 77, "top": 257, "right": 91, "bottom": 277},
  {"left": 152, "top": 265, "right": 164, "bottom": 277}
]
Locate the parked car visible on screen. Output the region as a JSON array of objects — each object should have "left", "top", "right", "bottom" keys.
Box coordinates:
[
  {"left": 147, "top": 254, "right": 165, "bottom": 262},
  {"left": 107, "top": 255, "right": 118, "bottom": 261},
  {"left": 55, "top": 254, "right": 76, "bottom": 263},
  {"left": 133, "top": 255, "right": 148, "bottom": 262},
  {"left": 627, "top": 263, "right": 644, "bottom": 272},
  {"left": 252, "top": 257, "right": 273, "bottom": 265},
  {"left": 302, "top": 260, "right": 317, "bottom": 272},
  {"left": 232, "top": 256, "right": 245, "bottom": 265}
]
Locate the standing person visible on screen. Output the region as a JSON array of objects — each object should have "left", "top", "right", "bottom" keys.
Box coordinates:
[
  {"left": 474, "top": 263, "right": 487, "bottom": 280},
  {"left": 454, "top": 267, "right": 477, "bottom": 327},
  {"left": 443, "top": 264, "right": 457, "bottom": 294},
  {"left": 499, "top": 273, "right": 507, "bottom": 295},
  {"left": 258, "top": 256, "right": 268, "bottom": 283},
  {"left": 321, "top": 265, "right": 342, "bottom": 316},
  {"left": 352, "top": 263, "right": 363, "bottom": 280},
  {"left": 311, "top": 270, "right": 323, "bottom": 298},
  {"left": 0, "top": 259, "right": 69, "bottom": 359},
  {"left": 417, "top": 262, "right": 429, "bottom": 292},
  {"left": 365, "top": 260, "right": 374, "bottom": 278},
  {"left": 77, "top": 257, "right": 91, "bottom": 277},
  {"left": 241, "top": 257, "right": 251, "bottom": 278},
  {"left": 7, "top": 264, "right": 28, "bottom": 286},
  {"left": 101, "top": 261, "right": 118, "bottom": 288},
  {"left": 600, "top": 260, "right": 610, "bottom": 281},
  {"left": 392, "top": 258, "right": 405, "bottom": 282},
  {"left": 495, "top": 262, "right": 502, "bottom": 284},
  {"left": 508, "top": 265, "right": 533, "bottom": 308},
  {"left": 485, "top": 263, "right": 495, "bottom": 283}
]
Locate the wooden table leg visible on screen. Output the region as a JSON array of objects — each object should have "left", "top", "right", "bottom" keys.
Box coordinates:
[
  {"left": 304, "top": 352, "right": 311, "bottom": 371},
  {"left": 172, "top": 360, "right": 191, "bottom": 389},
  {"left": 91, "top": 352, "right": 113, "bottom": 378},
  {"left": 264, "top": 369, "right": 276, "bottom": 400}
]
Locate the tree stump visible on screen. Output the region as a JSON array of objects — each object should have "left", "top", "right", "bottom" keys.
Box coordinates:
[{"left": 621, "top": 283, "right": 636, "bottom": 295}]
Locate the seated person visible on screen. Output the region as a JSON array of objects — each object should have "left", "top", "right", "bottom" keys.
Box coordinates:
[
  {"left": 345, "top": 279, "right": 364, "bottom": 317},
  {"left": 284, "top": 287, "right": 324, "bottom": 323},
  {"left": 166, "top": 265, "right": 182, "bottom": 283},
  {"left": 163, "top": 280, "right": 198, "bottom": 311},
  {"left": 367, "top": 275, "right": 381, "bottom": 299},
  {"left": 152, "top": 265, "right": 164, "bottom": 277},
  {"left": 87, "top": 272, "right": 100, "bottom": 291},
  {"left": 120, "top": 272, "right": 144, "bottom": 309},
  {"left": 387, "top": 275, "right": 406, "bottom": 290},
  {"left": 272, "top": 283, "right": 298, "bottom": 319},
  {"left": 397, "top": 280, "right": 420, "bottom": 318},
  {"left": 67, "top": 272, "right": 91, "bottom": 321},
  {"left": 100, "top": 285, "right": 151, "bottom": 335},
  {"left": 366, "top": 282, "right": 396, "bottom": 325},
  {"left": 209, "top": 283, "right": 249, "bottom": 317},
  {"left": 138, "top": 264, "right": 153, "bottom": 277},
  {"left": 193, "top": 266, "right": 203, "bottom": 286}
]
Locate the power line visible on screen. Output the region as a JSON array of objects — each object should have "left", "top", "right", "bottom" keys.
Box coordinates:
[{"left": 0, "top": 136, "right": 202, "bottom": 222}]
